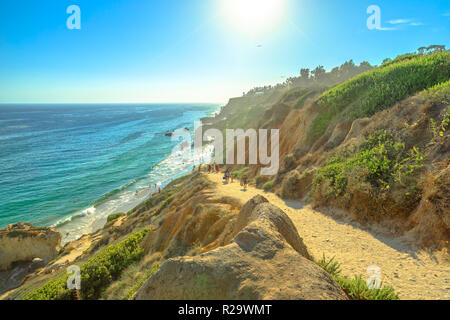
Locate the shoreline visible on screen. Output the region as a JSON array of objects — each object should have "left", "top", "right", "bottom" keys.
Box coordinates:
[{"left": 53, "top": 111, "right": 220, "bottom": 245}]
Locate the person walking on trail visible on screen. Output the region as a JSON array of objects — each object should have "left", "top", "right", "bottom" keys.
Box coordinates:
[
  {"left": 231, "top": 174, "right": 234, "bottom": 183},
  {"left": 208, "top": 164, "right": 211, "bottom": 173},
  {"left": 241, "top": 174, "right": 248, "bottom": 190},
  {"left": 224, "top": 169, "right": 230, "bottom": 183},
  {"left": 192, "top": 165, "right": 196, "bottom": 173},
  {"left": 198, "top": 164, "right": 202, "bottom": 172}
]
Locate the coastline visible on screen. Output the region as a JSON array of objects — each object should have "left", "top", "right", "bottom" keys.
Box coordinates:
[{"left": 53, "top": 106, "right": 221, "bottom": 245}]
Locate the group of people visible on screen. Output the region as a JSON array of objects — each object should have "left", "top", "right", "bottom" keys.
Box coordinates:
[{"left": 193, "top": 162, "right": 248, "bottom": 190}]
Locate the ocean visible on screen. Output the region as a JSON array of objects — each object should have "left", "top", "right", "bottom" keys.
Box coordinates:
[{"left": 0, "top": 103, "right": 219, "bottom": 244}]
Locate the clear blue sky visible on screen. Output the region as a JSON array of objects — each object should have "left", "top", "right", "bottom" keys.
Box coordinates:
[{"left": 0, "top": 0, "right": 449, "bottom": 103}]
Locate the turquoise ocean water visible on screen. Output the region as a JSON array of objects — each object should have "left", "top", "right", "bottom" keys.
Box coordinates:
[{"left": 0, "top": 103, "right": 219, "bottom": 243}]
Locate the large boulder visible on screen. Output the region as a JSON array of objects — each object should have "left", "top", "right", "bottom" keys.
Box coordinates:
[
  {"left": 135, "top": 197, "right": 347, "bottom": 300},
  {"left": 0, "top": 223, "right": 61, "bottom": 271}
]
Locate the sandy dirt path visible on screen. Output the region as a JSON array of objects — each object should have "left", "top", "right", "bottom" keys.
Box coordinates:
[{"left": 206, "top": 173, "right": 449, "bottom": 300}]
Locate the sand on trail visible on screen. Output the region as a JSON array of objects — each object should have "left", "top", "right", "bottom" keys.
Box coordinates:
[{"left": 206, "top": 173, "right": 449, "bottom": 300}]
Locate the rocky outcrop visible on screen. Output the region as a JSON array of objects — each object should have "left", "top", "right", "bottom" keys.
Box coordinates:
[
  {"left": 0, "top": 223, "right": 61, "bottom": 271},
  {"left": 280, "top": 170, "right": 314, "bottom": 200},
  {"left": 135, "top": 196, "right": 347, "bottom": 300}
]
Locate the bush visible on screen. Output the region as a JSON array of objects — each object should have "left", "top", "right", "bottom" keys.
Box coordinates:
[
  {"left": 24, "top": 229, "right": 150, "bottom": 300},
  {"left": 107, "top": 213, "right": 125, "bottom": 223},
  {"left": 336, "top": 275, "right": 399, "bottom": 300},
  {"left": 262, "top": 181, "right": 274, "bottom": 191},
  {"left": 255, "top": 174, "right": 270, "bottom": 187},
  {"left": 313, "top": 130, "right": 425, "bottom": 197},
  {"left": 316, "top": 254, "right": 399, "bottom": 300}
]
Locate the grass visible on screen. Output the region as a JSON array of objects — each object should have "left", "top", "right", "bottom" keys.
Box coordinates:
[
  {"left": 24, "top": 229, "right": 150, "bottom": 300},
  {"left": 121, "top": 263, "right": 161, "bottom": 300},
  {"left": 316, "top": 254, "right": 399, "bottom": 300},
  {"left": 309, "top": 51, "right": 450, "bottom": 141}
]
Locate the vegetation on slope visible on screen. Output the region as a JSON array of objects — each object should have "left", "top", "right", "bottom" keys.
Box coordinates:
[
  {"left": 316, "top": 254, "right": 399, "bottom": 300},
  {"left": 309, "top": 51, "right": 450, "bottom": 141},
  {"left": 313, "top": 130, "right": 425, "bottom": 198},
  {"left": 24, "top": 229, "right": 150, "bottom": 300}
]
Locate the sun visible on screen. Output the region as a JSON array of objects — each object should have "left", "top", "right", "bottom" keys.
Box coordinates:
[{"left": 220, "top": 0, "right": 286, "bottom": 36}]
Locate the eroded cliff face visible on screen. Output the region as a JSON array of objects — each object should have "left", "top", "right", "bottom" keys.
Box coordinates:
[
  {"left": 135, "top": 195, "right": 347, "bottom": 300},
  {"left": 0, "top": 223, "right": 61, "bottom": 271},
  {"left": 211, "top": 76, "right": 449, "bottom": 249}
]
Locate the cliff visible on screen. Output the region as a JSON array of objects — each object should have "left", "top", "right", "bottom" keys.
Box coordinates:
[
  {"left": 2, "top": 49, "right": 448, "bottom": 301},
  {"left": 211, "top": 50, "right": 450, "bottom": 249},
  {"left": 0, "top": 222, "right": 61, "bottom": 271}
]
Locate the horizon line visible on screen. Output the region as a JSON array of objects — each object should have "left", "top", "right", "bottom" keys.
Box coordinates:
[{"left": 0, "top": 101, "right": 227, "bottom": 105}]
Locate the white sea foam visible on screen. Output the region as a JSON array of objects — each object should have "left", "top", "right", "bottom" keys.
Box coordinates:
[{"left": 56, "top": 139, "right": 216, "bottom": 245}]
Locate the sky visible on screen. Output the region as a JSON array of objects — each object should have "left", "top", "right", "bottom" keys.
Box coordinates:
[{"left": 0, "top": 0, "right": 449, "bottom": 103}]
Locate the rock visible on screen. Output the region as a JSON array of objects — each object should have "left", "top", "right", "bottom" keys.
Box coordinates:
[
  {"left": 135, "top": 196, "right": 347, "bottom": 300},
  {"left": 281, "top": 170, "right": 314, "bottom": 200},
  {"left": 281, "top": 170, "right": 302, "bottom": 199},
  {"left": 0, "top": 223, "right": 61, "bottom": 271}
]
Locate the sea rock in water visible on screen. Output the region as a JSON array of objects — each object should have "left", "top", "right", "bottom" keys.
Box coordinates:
[
  {"left": 135, "top": 196, "right": 347, "bottom": 300},
  {"left": 0, "top": 222, "right": 62, "bottom": 271}
]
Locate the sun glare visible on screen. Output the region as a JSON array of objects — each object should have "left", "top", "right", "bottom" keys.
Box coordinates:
[{"left": 220, "top": 0, "right": 286, "bottom": 36}]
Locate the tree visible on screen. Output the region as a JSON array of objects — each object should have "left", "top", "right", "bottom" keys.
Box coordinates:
[
  {"left": 312, "top": 66, "right": 326, "bottom": 81},
  {"left": 417, "top": 47, "right": 427, "bottom": 55},
  {"left": 359, "top": 61, "right": 373, "bottom": 72},
  {"left": 300, "top": 68, "right": 310, "bottom": 80},
  {"left": 427, "top": 45, "right": 446, "bottom": 52}
]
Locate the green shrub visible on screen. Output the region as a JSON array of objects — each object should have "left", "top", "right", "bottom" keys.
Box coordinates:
[
  {"left": 313, "top": 130, "right": 425, "bottom": 197},
  {"left": 23, "top": 274, "right": 74, "bottom": 300},
  {"left": 24, "top": 229, "right": 150, "bottom": 300},
  {"left": 438, "top": 106, "right": 450, "bottom": 137},
  {"left": 107, "top": 213, "right": 125, "bottom": 223},
  {"left": 316, "top": 254, "right": 342, "bottom": 278},
  {"left": 232, "top": 167, "right": 249, "bottom": 178},
  {"left": 316, "top": 254, "right": 399, "bottom": 300},
  {"left": 336, "top": 275, "right": 399, "bottom": 300},
  {"left": 309, "top": 51, "right": 450, "bottom": 140},
  {"left": 262, "top": 181, "right": 274, "bottom": 191},
  {"left": 255, "top": 174, "right": 270, "bottom": 187}
]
